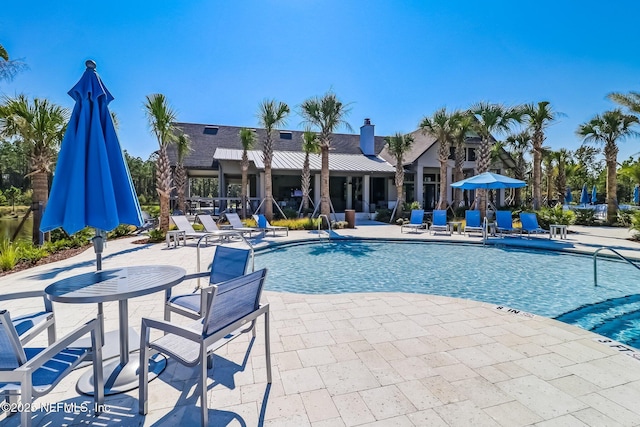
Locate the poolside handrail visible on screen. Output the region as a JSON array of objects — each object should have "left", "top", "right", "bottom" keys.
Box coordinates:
[
  {"left": 318, "top": 214, "right": 331, "bottom": 241},
  {"left": 196, "top": 231, "right": 254, "bottom": 288},
  {"left": 593, "top": 246, "right": 640, "bottom": 287}
]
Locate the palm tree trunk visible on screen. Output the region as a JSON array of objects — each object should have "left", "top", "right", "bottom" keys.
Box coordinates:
[
  {"left": 320, "top": 145, "right": 330, "bottom": 217},
  {"left": 438, "top": 158, "right": 448, "bottom": 210},
  {"left": 302, "top": 154, "right": 310, "bottom": 211},
  {"left": 241, "top": 161, "right": 248, "bottom": 219},
  {"left": 454, "top": 144, "right": 465, "bottom": 206},
  {"left": 31, "top": 170, "right": 48, "bottom": 245},
  {"left": 532, "top": 134, "right": 542, "bottom": 210},
  {"left": 606, "top": 153, "right": 618, "bottom": 224},
  {"left": 156, "top": 147, "right": 172, "bottom": 232},
  {"left": 265, "top": 162, "right": 273, "bottom": 221},
  {"left": 395, "top": 160, "right": 404, "bottom": 219},
  {"left": 476, "top": 137, "right": 491, "bottom": 217}
]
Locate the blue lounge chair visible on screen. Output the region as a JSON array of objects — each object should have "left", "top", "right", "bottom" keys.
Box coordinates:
[
  {"left": 520, "top": 213, "right": 548, "bottom": 237},
  {"left": 463, "top": 210, "right": 484, "bottom": 236},
  {"left": 401, "top": 209, "right": 426, "bottom": 233},
  {"left": 496, "top": 210, "right": 521, "bottom": 237},
  {"left": 430, "top": 210, "right": 450, "bottom": 235}
]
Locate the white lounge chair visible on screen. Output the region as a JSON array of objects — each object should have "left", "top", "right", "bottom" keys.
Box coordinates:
[
  {"left": 196, "top": 214, "right": 220, "bottom": 232},
  {"left": 224, "top": 212, "right": 261, "bottom": 237},
  {"left": 401, "top": 209, "right": 426, "bottom": 233},
  {"left": 170, "top": 215, "right": 216, "bottom": 245},
  {"left": 253, "top": 214, "right": 288, "bottom": 236}
]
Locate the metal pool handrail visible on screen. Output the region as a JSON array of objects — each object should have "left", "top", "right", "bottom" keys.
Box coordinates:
[
  {"left": 196, "top": 231, "right": 255, "bottom": 288},
  {"left": 593, "top": 246, "right": 640, "bottom": 287},
  {"left": 318, "top": 215, "right": 331, "bottom": 241}
]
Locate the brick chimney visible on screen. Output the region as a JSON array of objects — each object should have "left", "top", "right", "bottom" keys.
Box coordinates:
[{"left": 360, "top": 118, "right": 375, "bottom": 155}]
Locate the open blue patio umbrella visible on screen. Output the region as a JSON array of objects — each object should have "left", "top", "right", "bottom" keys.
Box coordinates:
[
  {"left": 580, "top": 184, "right": 590, "bottom": 205},
  {"left": 634, "top": 185, "right": 640, "bottom": 205},
  {"left": 40, "top": 60, "right": 142, "bottom": 270},
  {"left": 565, "top": 187, "right": 573, "bottom": 204},
  {"left": 591, "top": 185, "right": 597, "bottom": 204},
  {"left": 450, "top": 172, "right": 526, "bottom": 190}
]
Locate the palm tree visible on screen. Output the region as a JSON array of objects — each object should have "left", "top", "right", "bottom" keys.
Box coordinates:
[
  {"left": 554, "top": 149, "right": 571, "bottom": 204},
  {"left": 144, "top": 93, "right": 178, "bottom": 232},
  {"left": 0, "top": 44, "right": 28, "bottom": 82},
  {"left": 577, "top": 109, "right": 639, "bottom": 223},
  {"left": 522, "top": 102, "right": 558, "bottom": 210},
  {"left": 420, "top": 108, "right": 456, "bottom": 210},
  {"left": 258, "top": 99, "right": 290, "bottom": 221},
  {"left": 0, "top": 94, "right": 68, "bottom": 244},
  {"left": 301, "top": 129, "right": 320, "bottom": 213},
  {"left": 300, "top": 91, "right": 352, "bottom": 217},
  {"left": 384, "top": 133, "right": 414, "bottom": 220},
  {"left": 450, "top": 111, "right": 474, "bottom": 207},
  {"left": 469, "top": 102, "right": 521, "bottom": 217},
  {"left": 542, "top": 149, "right": 555, "bottom": 206},
  {"left": 504, "top": 131, "right": 532, "bottom": 207},
  {"left": 174, "top": 132, "right": 191, "bottom": 215},
  {"left": 608, "top": 91, "right": 640, "bottom": 115},
  {"left": 239, "top": 128, "right": 256, "bottom": 219}
]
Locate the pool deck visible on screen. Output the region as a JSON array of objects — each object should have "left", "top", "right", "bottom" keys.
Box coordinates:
[{"left": 2, "top": 222, "right": 640, "bottom": 426}]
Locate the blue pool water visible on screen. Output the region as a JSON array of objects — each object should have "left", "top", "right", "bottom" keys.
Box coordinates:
[{"left": 255, "top": 240, "right": 640, "bottom": 347}]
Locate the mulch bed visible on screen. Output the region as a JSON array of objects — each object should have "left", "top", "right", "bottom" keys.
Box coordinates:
[{"left": 0, "top": 245, "right": 91, "bottom": 278}]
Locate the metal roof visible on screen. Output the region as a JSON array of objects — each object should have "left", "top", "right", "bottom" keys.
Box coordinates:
[{"left": 214, "top": 148, "right": 396, "bottom": 173}]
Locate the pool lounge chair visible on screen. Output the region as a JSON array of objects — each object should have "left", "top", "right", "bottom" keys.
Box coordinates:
[
  {"left": 401, "top": 209, "right": 426, "bottom": 233},
  {"left": 224, "top": 212, "right": 261, "bottom": 237},
  {"left": 164, "top": 245, "right": 252, "bottom": 321},
  {"left": 463, "top": 210, "right": 484, "bottom": 236},
  {"left": 496, "top": 210, "right": 521, "bottom": 237},
  {"left": 135, "top": 211, "right": 157, "bottom": 234},
  {"left": 170, "top": 215, "right": 216, "bottom": 245},
  {"left": 196, "top": 213, "right": 221, "bottom": 232},
  {"left": 520, "top": 213, "right": 548, "bottom": 237},
  {"left": 253, "top": 214, "right": 289, "bottom": 236},
  {"left": 430, "top": 210, "right": 450, "bottom": 235}
]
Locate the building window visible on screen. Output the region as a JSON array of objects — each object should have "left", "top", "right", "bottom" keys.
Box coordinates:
[
  {"left": 279, "top": 131, "right": 292, "bottom": 140},
  {"left": 467, "top": 147, "right": 476, "bottom": 161},
  {"left": 449, "top": 146, "right": 455, "bottom": 160},
  {"left": 203, "top": 126, "right": 218, "bottom": 135}
]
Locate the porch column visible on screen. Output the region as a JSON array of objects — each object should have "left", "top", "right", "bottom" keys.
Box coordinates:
[
  {"left": 258, "top": 172, "right": 265, "bottom": 213},
  {"left": 447, "top": 165, "right": 453, "bottom": 206},
  {"left": 363, "top": 175, "right": 370, "bottom": 213},
  {"left": 416, "top": 167, "right": 424, "bottom": 208},
  {"left": 346, "top": 176, "right": 353, "bottom": 210}
]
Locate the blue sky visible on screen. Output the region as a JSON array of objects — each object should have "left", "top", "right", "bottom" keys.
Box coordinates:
[{"left": 2, "top": 1, "right": 640, "bottom": 161}]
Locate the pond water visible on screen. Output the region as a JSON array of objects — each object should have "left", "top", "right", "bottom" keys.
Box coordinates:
[{"left": 0, "top": 215, "right": 33, "bottom": 241}]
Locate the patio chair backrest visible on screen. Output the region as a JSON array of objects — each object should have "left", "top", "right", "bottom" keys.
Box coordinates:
[
  {"left": 433, "top": 210, "right": 447, "bottom": 226},
  {"left": 203, "top": 269, "right": 267, "bottom": 336},
  {"left": 210, "top": 246, "right": 251, "bottom": 284},
  {"left": 0, "top": 310, "right": 26, "bottom": 369},
  {"left": 170, "top": 215, "right": 197, "bottom": 233},
  {"left": 520, "top": 213, "right": 539, "bottom": 230},
  {"left": 409, "top": 210, "right": 424, "bottom": 225},
  {"left": 465, "top": 210, "right": 481, "bottom": 227},
  {"left": 496, "top": 211, "right": 513, "bottom": 228},
  {"left": 254, "top": 214, "right": 268, "bottom": 228},
  {"left": 197, "top": 214, "right": 219, "bottom": 232},
  {"left": 225, "top": 213, "right": 245, "bottom": 229}
]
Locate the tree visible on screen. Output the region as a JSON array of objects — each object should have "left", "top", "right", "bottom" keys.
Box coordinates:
[
  {"left": 258, "top": 99, "right": 290, "bottom": 221},
  {"left": 0, "top": 44, "right": 28, "bottom": 82},
  {"left": 608, "top": 91, "right": 640, "bottom": 115},
  {"left": 542, "top": 149, "right": 555, "bottom": 206},
  {"left": 469, "top": 102, "right": 521, "bottom": 217},
  {"left": 504, "top": 131, "right": 532, "bottom": 206},
  {"left": 300, "top": 91, "right": 352, "bottom": 217},
  {"left": 577, "top": 109, "right": 639, "bottom": 223},
  {"left": 384, "top": 133, "right": 414, "bottom": 220},
  {"left": 144, "top": 93, "right": 178, "bottom": 232},
  {"left": 554, "top": 149, "right": 571, "bottom": 204},
  {"left": 174, "top": 133, "right": 191, "bottom": 215},
  {"left": 420, "top": 108, "right": 456, "bottom": 210},
  {"left": 450, "top": 111, "right": 474, "bottom": 207},
  {"left": 301, "top": 129, "right": 320, "bottom": 212},
  {"left": 0, "top": 94, "right": 68, "bottom": 244},
  {"left": 522, "top": 102, "right": 558, "bottom": 210},
  {"left": 238, "top": 128, "right": 256, "bottom": 219}
]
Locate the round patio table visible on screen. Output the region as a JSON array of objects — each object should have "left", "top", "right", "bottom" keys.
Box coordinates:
[{"left": 45, "top": 265, "right": 186, "bottom": 395}]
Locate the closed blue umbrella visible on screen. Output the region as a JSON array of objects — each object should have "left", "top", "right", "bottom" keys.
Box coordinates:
[
  {"left": 565, "top": 187, "right": 573, "bottom": 204},
  {"left": 634, "top": 185, "right": 640, "bottom": 205},
  {"left": 580, "top": 184, "right": 590, "bottom": 205},
  {"left": 591, "top": 185, "right": 597, "bottom": 204},
  {"left": 41, "top": 60, "right": 142, "bottom": 269}
]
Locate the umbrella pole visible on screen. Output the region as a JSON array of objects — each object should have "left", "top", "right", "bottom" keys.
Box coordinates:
[{"left": 92, "top": 229, "right": 106, "bottom": 343}]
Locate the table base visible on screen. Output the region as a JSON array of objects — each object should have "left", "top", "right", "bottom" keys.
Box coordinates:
[{"left": 78, "top": 352, "right": 166, "bottom": 396}]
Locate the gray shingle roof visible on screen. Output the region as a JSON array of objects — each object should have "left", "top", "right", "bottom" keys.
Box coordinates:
[
  {"left": 169, "top": 123, "right": 388, "bottom": 169},
  {"left": 214, "top": 148, "right": 396, "bottom": 173}
]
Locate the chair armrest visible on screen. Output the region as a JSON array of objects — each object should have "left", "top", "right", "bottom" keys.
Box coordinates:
[
  {"left": 21, "top": 318, "right": 101, "bottom": 371},
  {"left": 165, "top": 271, "right": 211, "bottom": 300},
  {"left": 140, "top": 317, "right": 202, "bottom": 342},
  {"left": 0, "top": 290, "right": 53, "bottom": 312}
]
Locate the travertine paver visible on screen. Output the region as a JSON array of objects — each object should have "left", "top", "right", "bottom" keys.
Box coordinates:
[{"left": 1, "top": 223, "right": 640, "bottom": 426}]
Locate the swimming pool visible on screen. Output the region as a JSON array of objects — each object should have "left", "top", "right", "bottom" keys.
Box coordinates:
[{"left": 255, "top": 240, "right": 640, "bottom": 347}]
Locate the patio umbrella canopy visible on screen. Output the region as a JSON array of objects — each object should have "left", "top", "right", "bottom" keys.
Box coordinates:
[
  {"left": 580, "top": 184, "right": 590, "bottom": 205},
  {"left": 450, "top": 172, "right": 526, "bottom": 190},
  {"left": 40, "top": 60, "right": 142, "bottom": 269},
  {"left": 565, "top": 187, "right": 573, "bottom": 204}
]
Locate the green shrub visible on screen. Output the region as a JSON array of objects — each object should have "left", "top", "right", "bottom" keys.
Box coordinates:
[
  {"left": 629, "top": 211, "right": 640, "bottom": 240},
  {"left": 16, "top": 240, "right": 49, "bottom": 265},
  {"left": 147, "top": 229, "right": 165, "bottom": 242},
  {"left": 535, "top": 205, "right": 576, "bottom": 229},
  {"left": 616, "top": 210, "right": 634, "bottom": 227},
  {"left": 573, "top": 208, "right": 596, "bottom": 226},
  {"left": 375, "top": 208, "right": 392, "bottom": 223},
  {"left": 0, "top": 238, "right": 19, "bottom": 271},
  {"left": 331, "top": 221, "right": 348, "bottom": 229},
  {"left": 281, "top": 208, "right": 298, "bottom": 219},
  {"left": 108, "top": 224, "right": 135, "bottom": 238}
]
